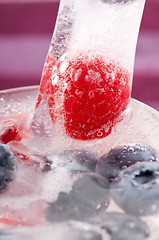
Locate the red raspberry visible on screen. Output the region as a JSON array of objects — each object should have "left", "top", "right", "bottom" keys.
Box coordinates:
[
  {"left": 36, "top": 55, "right": 56, "bottom": 108},
  {"left": 0, "top": 113, "right": 31, "bottom": 144},
  {"left": 47, "top": 53, "right": 131, "bottom": 140},
  {"left": 0, "top": 120, "right": 22, "bottom": 144}
]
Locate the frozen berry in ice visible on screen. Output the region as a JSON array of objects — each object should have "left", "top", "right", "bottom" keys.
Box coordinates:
[
  {"left": 111, "top": 162, "right": 159, "bottom": 216},
  {"left": 71, "top": 149, "right": 99, "bottom": 172},
  {"left": 36, "top": 55, "right": 56, "bottom": 108},
  {"left": 47, "top": 53, "right": 131, "bottom": 140},
  {"left": 0, "top": 120, "right": 22, "bottom": 144},
  {"left": 96, "top": 143, "right": 158, "bottom": 184},
  {"left": 0, "top": 142, "right": 16, "bottom": 193},
  {"left": 0, "top": 113, "right": 31, "bottom": 144}
]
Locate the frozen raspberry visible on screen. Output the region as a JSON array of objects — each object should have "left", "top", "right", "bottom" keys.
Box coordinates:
[
  {"left": 36, "top": 55, "right": 56, "bottom": 108},
  {"left": 47, "top": 53, "right": 131, "bottom": 140},
  {"left": 0, "top": 113, "right": 31, "bottom": 144},
  {"left": 0, "top": 120, "right": 21, "bottom": 144}
]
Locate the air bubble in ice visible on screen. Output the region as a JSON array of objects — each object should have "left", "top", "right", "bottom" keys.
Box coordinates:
[
  {"left": 97, "top": 131, "right": 104, "bottom": 138},
  {"left": 52, "top": 75, "right": 59, "bottom": 86},
  {"left": 59, "top": 61, "right": 69, "bottom": 74}
]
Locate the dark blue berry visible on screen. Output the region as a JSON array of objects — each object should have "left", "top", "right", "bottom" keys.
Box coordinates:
[
  {"left": 0, "top": 142, "right": 16, "bottom": 192},
  {"left": 95, "top": 143, "right": 158, "bottom": 184},
  {"left": 45, "top": 172, "right": 109, "bottom": 222},
  {"left": 88, "top": 212, "right": 149, "bottom": 240},
  {"left": 65, "top": 222, "right": 103, "bottom": 240},
  {"left": 70, "top": 149, "right": 99, "bottom": 172},
  {"left": 111, "top": 161, "right": 159, "bottom": 216}
]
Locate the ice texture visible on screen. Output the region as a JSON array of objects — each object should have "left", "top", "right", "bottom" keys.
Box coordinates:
[
  {"left": 50, "top": 0, "right": 145, "bottom": 73},
  {"left": 29, "top": 96, "right": 56, "bottom": 155},
  {"left": 0, "top": 87, "right": 38, "bottom": 116},
  {"left": 51, "top": 4, "right": 74, "bottom": 61}
]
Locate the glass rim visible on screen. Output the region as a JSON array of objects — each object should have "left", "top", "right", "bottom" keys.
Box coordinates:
[{"left": 0, "top": 85, "right": 39, "bottom": 94}]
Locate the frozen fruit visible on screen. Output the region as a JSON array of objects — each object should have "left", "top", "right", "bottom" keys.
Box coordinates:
[
  {"left": 71, "top": 149, "right": 99, "bottom": 172},
  {"left": 36, "top": 55, "right": 56, "bottom": 108},
  {"left": 47, "top": 53, "right": 131, "bottom": 140},
  {"left": 89, "top": 212, "right": 149, "bottom": 240},
  {"left": 45, "top": 172, "right": 109, "bottom": 222},
  {"left": 95, "top": 143, "right": 158, "bottom": 184},
  {"left": 0, "top": 113, "right": 31, "bottom": 144},
  {"left": 111, "top": 162, "right": 159, "bottom": 216},
  {"left": 0, "top": 120, "right": 21, "bottom": 144},
  {"left": 0, "top": 142, "right": 16, "bottom": 193}
]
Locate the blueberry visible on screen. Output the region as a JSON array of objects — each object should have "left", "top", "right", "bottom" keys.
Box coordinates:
[
  {"left": 0, "top": 142, "right": 16, "bottom": 193},
  {"left": 45, "top": 172, "right": 109, "bottom": 222},
  {"left": 95, "top": 143, "right": 158, "bottom": 185},
  {"left": 88, "top": 212, "right": 149, "bottom": 240},
  {"left": 65, "top": 222, "right": 103, "bottom": 240},
  {"left": 48, "top": 149, "right": 99, "bottom": 173},
  {"left": 111, "top": 161, "right": 159, "bottom": 216},
  {"left": 69, "top": 149, "right": 99, "bottom": 172}
]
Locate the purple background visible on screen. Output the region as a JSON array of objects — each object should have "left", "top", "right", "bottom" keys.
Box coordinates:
[{"left": 0, "top": 0, "right": 159, "bottom": 110}]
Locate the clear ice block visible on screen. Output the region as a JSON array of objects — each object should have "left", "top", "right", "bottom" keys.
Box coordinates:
[{"left": 31, "top": 0, "right": 151, "bottom": 156}]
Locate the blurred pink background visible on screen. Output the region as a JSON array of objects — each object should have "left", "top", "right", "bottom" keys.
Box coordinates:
[{"left": 0, "top": 0, "right": 159, "bottom": 110}]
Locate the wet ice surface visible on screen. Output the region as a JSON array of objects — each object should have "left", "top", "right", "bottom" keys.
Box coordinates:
[{"left": 63, "top": 0, "right": 145, "bottom": 74}]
